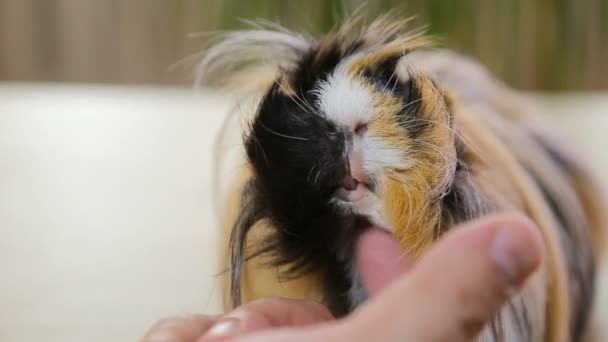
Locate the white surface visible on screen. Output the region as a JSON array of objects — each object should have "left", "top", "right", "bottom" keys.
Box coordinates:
[
  {"left": 0, "top": 84, "right": 233, "bottom": 342},
  {"left": 0, "top": 84, "right": 607, "bottom": 341}
]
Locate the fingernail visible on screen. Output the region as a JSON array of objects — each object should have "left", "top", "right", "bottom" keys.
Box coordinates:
[
  {"left": 490, "top": 227, "right": 539, "bottom": 287},
  {"left": 204, "top": 317, "right": 242, "bottom": 338}
]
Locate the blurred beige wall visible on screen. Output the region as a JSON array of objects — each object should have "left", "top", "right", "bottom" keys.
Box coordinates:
[
  {"left": 1, "top": 0, "right": 607, "bottom": 89},
  {"left": 0, "top": 0, "right": 220, "bottom": 84}
]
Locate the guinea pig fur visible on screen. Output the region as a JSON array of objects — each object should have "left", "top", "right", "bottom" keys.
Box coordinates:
[{"left": 200, "top": 15, "right": 607, "bottom": 342}]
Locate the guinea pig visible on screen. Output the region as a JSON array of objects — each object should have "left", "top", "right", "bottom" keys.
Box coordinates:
[{"left": 199, "top": 15, "right": 607, "bottom": 342}]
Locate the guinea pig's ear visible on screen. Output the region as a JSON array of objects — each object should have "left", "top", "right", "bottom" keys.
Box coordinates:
[{"left": 195, "top": 22, "right": 316, "bottom": 93}]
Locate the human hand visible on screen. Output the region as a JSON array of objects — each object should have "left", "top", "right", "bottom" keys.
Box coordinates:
[{"left": 141, "top": 213, "right": 544, "bottom": 342}]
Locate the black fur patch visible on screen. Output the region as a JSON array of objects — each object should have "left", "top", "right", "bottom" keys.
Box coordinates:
[
  {"left": 362, "top": 55, "right": 404, "bottom": 93},
  {"left": 397, "top": 77, "right": 429, "bottom": 139},
  {"left": 240, "top": 76, "right": 370, "bottom": 315},
  {"left": 291, "top": 40, "right": 363, "bottom": 101}
]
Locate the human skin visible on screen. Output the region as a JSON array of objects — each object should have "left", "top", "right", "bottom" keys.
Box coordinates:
[{"left": 141, "top": 213, "right": 544, "bottom": 342}]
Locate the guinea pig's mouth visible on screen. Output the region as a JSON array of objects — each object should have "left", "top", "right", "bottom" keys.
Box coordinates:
[{"left": 331, "top": 174, "right": 391, "bottom": 231}]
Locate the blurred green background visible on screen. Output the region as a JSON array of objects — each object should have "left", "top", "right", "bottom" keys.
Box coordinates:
[{"left": 1, "top": 0, "right": 606, "bottom": 90}]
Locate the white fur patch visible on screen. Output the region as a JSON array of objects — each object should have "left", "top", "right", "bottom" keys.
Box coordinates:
[
  {"left": 315, "top": 70, "right": 374, "bottom": 128},
  {"left": 362, "top": 136, "right": 413, "bottom": 173}
]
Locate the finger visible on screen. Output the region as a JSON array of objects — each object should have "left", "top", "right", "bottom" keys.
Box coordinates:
[
  {"left": 355, "top": 227, "right": 410, "bottom": 296},
  {"left": 199, "top": 297, "right": 334, "bottom": 341},
  {"left": 348, "top": 213, "right": 545, "bottom": 342},
  {"left": 224, "top": 213, "right": 545, "bottom": 342},
  {"left": 141, "top": 314, "right": 218, "bottom": 342}
]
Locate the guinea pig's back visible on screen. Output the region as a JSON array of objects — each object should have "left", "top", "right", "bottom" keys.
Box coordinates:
[
  {"left": 411, "top": 49, "right": 608, "bottom": 341},
  {"left": 410, "top": 49, "right": 607, "bottom": 259}
]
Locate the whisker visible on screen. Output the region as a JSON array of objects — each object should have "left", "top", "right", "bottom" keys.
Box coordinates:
[
  {"left": 420, "top": 116, "right": 490, "bottom": 166},
  {"left": 273, "top": 78, "right": 313, "bottom": 115},
  {"left": 413, "top": 139, "right": 455, "bottom": 166},
  {"left": 402, "top": 178, "right": 415, "bottom": 235},
  {"left": 258, "top": 121, "right": 309, "bottom": 141},
  {"left": 314, "top": 168, "right": 322, "bottom": 184},
  {"left": 248, "top": 128, "right": 269, "bottom": 164},
  {"left": 381, "top": 65, "right": 399, "bottom": 94},
  {"left": 297, "top": 84, "right": 317, "bottom": 113},
  {"left": 409, "top": 167, "right": 433, "bottom": 193},
  {"left": 398, "top": 94, "right": 428, "bottom": 112},
  {"left": 407, "top": 158, "right": 444, "bottom": 172},
  {"left": 306, "top": 163, "right": 318, "bottom": 183},
  {"left": 292, "top": 91, "right": 316, "bottom": 113}
]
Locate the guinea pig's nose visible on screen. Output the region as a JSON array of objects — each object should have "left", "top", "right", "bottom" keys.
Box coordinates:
[
  {"left": 342, "top": 177, "right": 359, "bottom": 191},
  {"left": 336, "top": 175, "right": 366, "bottom": 202}
]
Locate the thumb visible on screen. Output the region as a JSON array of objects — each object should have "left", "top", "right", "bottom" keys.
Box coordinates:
[{"left": 346, "top": 213, "right": 545, "bottom": 342}]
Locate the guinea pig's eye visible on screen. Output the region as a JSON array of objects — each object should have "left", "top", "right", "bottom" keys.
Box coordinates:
[
  {"left": 354, "top": 123, "right": 368, "bottom": 136},
  {"left": 327, "top": 125, "right": 339, "bottom": 136}
]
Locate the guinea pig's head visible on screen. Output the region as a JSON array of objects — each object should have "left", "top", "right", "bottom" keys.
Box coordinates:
[
  {"left": 242, "top": 20, "right": 457, "bottom": 250},
  {"left": 201, "top": 17, "right": 463, "bottom": 312}
]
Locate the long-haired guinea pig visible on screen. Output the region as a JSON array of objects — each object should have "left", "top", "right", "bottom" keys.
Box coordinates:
[{"left": 199, "top": 15, "right": 607, "bottom": 342}]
